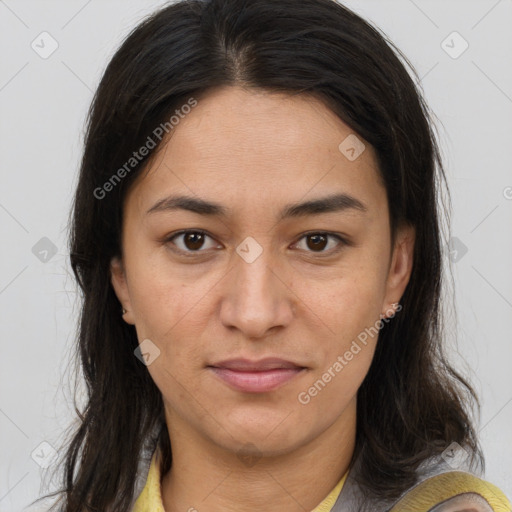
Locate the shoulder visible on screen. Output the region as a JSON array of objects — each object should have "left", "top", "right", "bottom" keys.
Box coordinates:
[
  {"left": 390, "top": 471, "right": 511, "bottom": 512},
  {"left": 331, "top": 451, "right": 511, "bottom": 512}
]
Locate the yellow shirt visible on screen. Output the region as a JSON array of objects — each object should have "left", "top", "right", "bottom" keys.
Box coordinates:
[{"left": 133, "top": 446, "right": 348, "bottom": 512}]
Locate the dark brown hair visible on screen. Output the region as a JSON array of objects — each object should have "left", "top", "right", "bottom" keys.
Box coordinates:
[{"left": 34, "top": 0, "right": 483, "bottom": 509}]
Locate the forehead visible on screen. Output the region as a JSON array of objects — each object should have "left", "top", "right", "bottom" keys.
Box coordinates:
[{"left": 125, "top": 86, "right": 385, "bottom": 220}]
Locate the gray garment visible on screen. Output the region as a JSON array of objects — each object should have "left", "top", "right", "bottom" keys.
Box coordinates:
[
  {"left": 129, "top": 423, "right": 162, "bottom": 510},
  {"left": 129, "top": 424, "right": 495, "bottom": 512},
  {"left": 329, "top": 449, "right": 494, "bottom": 512}
]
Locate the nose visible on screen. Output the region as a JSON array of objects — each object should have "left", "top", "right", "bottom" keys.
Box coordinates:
[{"left": 219, "top": 243, "right": 295, "bottom": 339}]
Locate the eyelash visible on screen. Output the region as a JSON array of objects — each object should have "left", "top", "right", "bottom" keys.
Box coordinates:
[{"left": 164, "top": 230, "right": 349, "bottom": 257}]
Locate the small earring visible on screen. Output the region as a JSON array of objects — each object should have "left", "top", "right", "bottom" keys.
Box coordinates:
[
  {"left": 389, "top": 302, "right": 400, "bottom": 317},
  {"left": 122, "top": 308, "right": 127, "bottom": 315},
  {"left": 381, "top": 302, "right": 399, "bottom": 319}
]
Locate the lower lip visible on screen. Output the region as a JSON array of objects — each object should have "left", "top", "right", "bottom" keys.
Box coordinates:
[{"left": 209, "top": 367, "right": 306, "bottom": 393}]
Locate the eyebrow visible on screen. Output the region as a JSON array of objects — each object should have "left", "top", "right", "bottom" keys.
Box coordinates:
[{"left": 146, "top": 192, "right": 368, "bottom": 219}]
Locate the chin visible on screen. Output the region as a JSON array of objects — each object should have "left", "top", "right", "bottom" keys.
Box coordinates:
[{"left": 212, "top": 417, "right": 309, "bottom": 456}]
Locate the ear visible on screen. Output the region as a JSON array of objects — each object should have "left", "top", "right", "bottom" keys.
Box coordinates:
[
  {"left": 110, "top": 256, "right": 135, "bottom": 325},
  {"left": 381, "top": 223, "right": 415, "bottom": 319}
]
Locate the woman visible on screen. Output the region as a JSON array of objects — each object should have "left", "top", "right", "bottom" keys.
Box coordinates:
[{"left": 36, "top": 0, "right": 511, "bottom": 510}]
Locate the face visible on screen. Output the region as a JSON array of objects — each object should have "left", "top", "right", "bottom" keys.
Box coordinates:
[{"left": 110, "top": 85, "right": 414, "bottom": 458}]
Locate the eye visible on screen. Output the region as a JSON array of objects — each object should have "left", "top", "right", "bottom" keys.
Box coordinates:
[
  {"left": 166, "top": 230, "right": 220, "bottom": 253},
  {"left": 292, "top": 232, "right": 346, "bottom": 253},
  {"left": 165, "top": 230, "right": 347, "bottom": 256}
]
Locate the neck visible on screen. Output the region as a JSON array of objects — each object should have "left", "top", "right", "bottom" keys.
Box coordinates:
[{"left": 161, "top": 397, "right": 356, "bottom": 512}]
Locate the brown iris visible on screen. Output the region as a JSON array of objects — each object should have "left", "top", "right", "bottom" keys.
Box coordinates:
[
  {"left": 183, "top": 232, "right": 205, "bottom": 250},
  {"left": 306, "top": 234, "right": 328, "bottom": 251}
]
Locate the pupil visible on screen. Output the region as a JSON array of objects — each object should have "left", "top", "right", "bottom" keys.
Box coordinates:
[
  {"left": 307, "top": 234, "right": 327, "bottom": 251},
  {"left": 185, "top": 232, "right": 204, "bottom": 250}
]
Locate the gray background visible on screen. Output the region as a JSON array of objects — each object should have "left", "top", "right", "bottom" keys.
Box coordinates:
[{"left": 0, "top": 0, "right": 511, "bottom": 509}]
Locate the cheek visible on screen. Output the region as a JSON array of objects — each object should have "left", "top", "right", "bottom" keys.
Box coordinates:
[
  {"left": 297, "top": 282, "right": 381, "bottom": 418},
  {"left": 307, "top": 269, "right": 386, "bottom": 340},
  {"left": 301, "top": 261, "right": 387, "bottom": 393},
  {"left": 127, "top": 257, "right": 204, "bottom": 338},
  {"left": 127, "top": 263, "right": 213, "bottom": 379}
]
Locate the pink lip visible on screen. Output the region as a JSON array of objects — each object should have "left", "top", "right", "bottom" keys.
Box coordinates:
[{"left": 208, "top": 358, "right": 307, "bottom": 393}]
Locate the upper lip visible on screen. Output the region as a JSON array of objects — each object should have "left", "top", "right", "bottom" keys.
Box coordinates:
[{"left": 209, "top": 357, "right": 306, "bottom": 371}]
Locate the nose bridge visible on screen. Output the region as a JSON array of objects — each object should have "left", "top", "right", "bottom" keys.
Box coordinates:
[
  {"left": 236, "top": 245, "right": 275, "bottom": 299},
  {"left": 220, "top": 237, "right": 293, "bottom": 337}
]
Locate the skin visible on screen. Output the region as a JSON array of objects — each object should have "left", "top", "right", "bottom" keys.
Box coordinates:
[{"left": 110, "top": 85, "right": 415, "bottom": 512}]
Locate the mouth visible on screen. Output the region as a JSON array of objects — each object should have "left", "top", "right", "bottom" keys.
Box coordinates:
[{"left": 207, "top": 358, "right": 308, "bottom": 393}]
